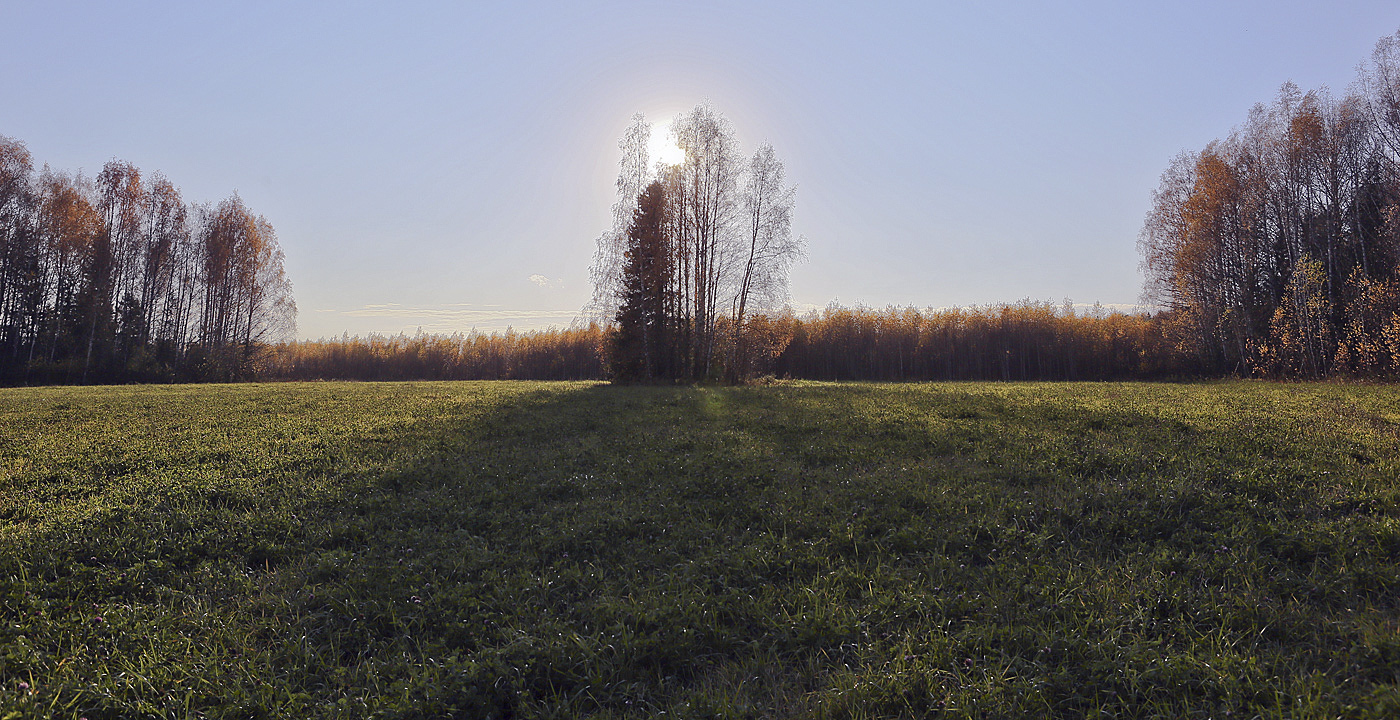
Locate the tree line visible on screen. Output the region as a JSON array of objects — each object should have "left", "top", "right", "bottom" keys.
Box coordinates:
[
  {"left": 1141, "top": 28, "right": 1400, "bottom": 378},
  {"left": 591, "top": 105, "right": 804, "bottom": 383},
  {"left": 0, "top": 138, "right": 294, "bottom": 384},
  {"left": 260, "top": 326, "right": 605, "bottom": 381},
  {"left": 254, "top": 303, "right": 1182, "bottom": 383},
  {"left": 773, "top": 302, "right": 1181, "bottom": 381}
]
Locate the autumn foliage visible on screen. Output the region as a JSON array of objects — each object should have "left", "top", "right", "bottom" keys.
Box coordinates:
[
  {"left": 1140, "top": 29, "right": 1400, "bottom": 378},
  {"left": 259, "top": 326, "right": 606, "bottom": 381},
  {"left": 774, "top": 303, "right": 1179, "bottom": 381}
]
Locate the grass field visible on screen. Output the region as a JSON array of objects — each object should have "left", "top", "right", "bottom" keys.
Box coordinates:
[{"left": 1, "top": 380, "right": 1399, "bottom": 719}]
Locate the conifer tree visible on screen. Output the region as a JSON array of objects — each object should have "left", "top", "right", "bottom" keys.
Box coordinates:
[{"left": 610, "top": 181, "right": 671, "bottom": 381}]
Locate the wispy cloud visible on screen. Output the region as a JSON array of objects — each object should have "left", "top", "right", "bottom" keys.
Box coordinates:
[
  {"left": 528, "top": 274, "right": 554, "bottom": 288},
  {"left": 1069, "top": 302, "right": 1155, "bottom": 315},
  {"left": 789, "top": 300, "right": 1155, "bottom": 316},
  {"left": 310, "top": 303, "right": 581, "bottom": 336}
]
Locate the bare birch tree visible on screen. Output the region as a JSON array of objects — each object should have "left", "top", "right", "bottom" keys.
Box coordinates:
[
  {"left": 671, "top": 103, "right": 742, "bottom": 378},
  {"left": 1361, "top": 29, "right": 1400, "bottom": 161},
  {"left": 0, "top": 138, "right": 35, "bottom": 362},
  {"left": 586, "top": 113, "right": 652, "bottom": 322},
  {"left": 729, "top": 143, "right": 801, "bottom": 379}
]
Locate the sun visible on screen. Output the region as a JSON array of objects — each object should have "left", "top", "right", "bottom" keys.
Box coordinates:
[{"left": 647, "top": 121, "right": 686, "bottom": 168}]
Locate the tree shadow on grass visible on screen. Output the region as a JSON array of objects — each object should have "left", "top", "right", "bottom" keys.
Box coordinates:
[{"left": 5, "top": 381, "right": 1400, "bottom": 718}]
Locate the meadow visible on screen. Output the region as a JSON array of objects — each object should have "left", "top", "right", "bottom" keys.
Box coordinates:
[{"left": 1, "top": 380, "right": 1398, "bottom": 719}]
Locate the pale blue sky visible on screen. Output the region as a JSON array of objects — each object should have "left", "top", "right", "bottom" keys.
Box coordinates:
[{"left": 3, "top": 1, "right": 1398, "bottom": 338}]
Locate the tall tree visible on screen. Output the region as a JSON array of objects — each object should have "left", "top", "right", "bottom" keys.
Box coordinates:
[
  {"left": 36, "top": 171, "right": 102, "bottom": 373},
  {"left": 610, "top": 180, "right": 671, "bottom": 381},
  {"left": 586, "top": 114, "right": 652, "bottom": 323},
  {"left": 730, "top": 143, "right": 800, "bottom": 380},
  {"left": 133, "top": 174, "right": 187, "bottom": 348},
  {"left": 0, "top": 137, "right": 36, "bottom": 370},
  {"left": 1361, "top": 29, "right": 1400, "bottom": 162},
  {"left": 671, "top": 103, "right": 742, "bottom": 379},
  {"left": 195, "top": 195, "right": 294, "bottom": 377}
]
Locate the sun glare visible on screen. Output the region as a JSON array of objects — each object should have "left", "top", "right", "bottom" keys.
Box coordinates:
[{"left": 648, "top": 122, "right": 686, "bottom": 167}]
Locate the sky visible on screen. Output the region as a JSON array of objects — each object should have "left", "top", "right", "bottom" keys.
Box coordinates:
[{"left": 3, "top": 1, "right": 1399, "bottom": 338}]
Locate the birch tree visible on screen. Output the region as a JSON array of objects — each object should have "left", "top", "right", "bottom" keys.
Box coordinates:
[
  {"left": 586, "top": 114, "right": 652, "bottom": 322},
  {"left": 671, "top": 104, "right": 742, "bottom": 379},
  {"left": 729, "top": 143, "right": 801, "bottom": 380}
]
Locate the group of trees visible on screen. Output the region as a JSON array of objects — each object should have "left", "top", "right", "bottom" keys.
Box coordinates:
[
  {"left": 591, "top": 105, "right": 803, "bottom": 383},
  {"left": 1141, "top": 28, "right": 1400, "bottom": 378},
  {"left": 0, "top": 137, "right": 294, "bottom": 384}
]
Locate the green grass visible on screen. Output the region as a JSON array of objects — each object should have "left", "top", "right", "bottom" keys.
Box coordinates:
[{"left": 2, "top": 380, "right": 1399, "bottom": 718}]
